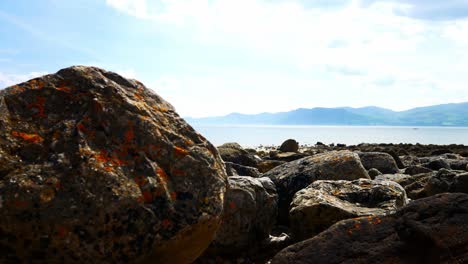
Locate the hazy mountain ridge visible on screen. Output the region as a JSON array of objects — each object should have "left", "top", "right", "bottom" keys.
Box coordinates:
[{"left": 186, "top": 102, "right": 468, "bottom": 126}]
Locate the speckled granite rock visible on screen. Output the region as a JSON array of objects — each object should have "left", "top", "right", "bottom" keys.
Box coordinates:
[
  {"left": 264, "top": 150, "right": 369, "bottom": 224},
  {"left": 289, "top": 179, "right": 407, "bottom": 241},
  {"left": 0, "top": 66, "right": 227, "bottom": 263},
  {"left": 272, "top": 193, "right": 468, "bottom": 264}
]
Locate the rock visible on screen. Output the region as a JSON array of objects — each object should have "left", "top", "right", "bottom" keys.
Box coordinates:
[
  {"left": 279, "top": 139, "right": 299, "bottom": 153},
  {"left": 205, "top": 176, "right": 277, "bottom": 256},
  {"left": 424, "top": 169, "right": 468, "bottom": 196},
  {"left": 430, "top": 149, "right": 453, "bottom": 156},
  {"left": 383, "top": 150, "right": 405, "bottom": 169},
  {"left": 219, "top": 142, "right": 243, "bottom": 150},
  {"left": 289, "top": 179, "right": 407, "bottom": 241},
  {"left": 404, "top": 165, "right": 433, "bottom": 175},
  {"left": 218, "top": 145, "right": 258, "bottom": 167},
  {"left": 375, "top": 173, "right": 412, "bottom": 182},
  {"left": 367, "top": 168, "right": 382, "bottom": 179},
  {"left": 423, "top": 158, "right": 450, "bottom": 170},
  {"left": 224, "top": 162, "right": 261, "bottom": 178},
  {"left": 394, "top": 172, "right": 434, "bottom": 200},
  {"left": 357, "top": 152, "right": 399, "bottom": 174},
  {"left": 264, "top": 151, "right": 370, "bottom": 224},
  {"left": 269, "top": 152, "right": 308, "bottom": 162},
  {"left": 257, "top": 160, "right": 286, "bottom": 173},
  {"left": 449, "top": 159, "right": 468, "bottom": 171},
  {"left": 0, "top": 66, "right": 227, "bottom": 263},
  {"left": 271, "top": 193, "right": 468, "bottom": 264}
]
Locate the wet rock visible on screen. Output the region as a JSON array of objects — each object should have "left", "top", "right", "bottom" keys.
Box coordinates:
[
  {"left": 289, "top": 179, "right": 407, "bottom": 241},
  {"left": 257, "top": 160, "right": 286, "bottom": 173},
  {"left": 205, "top": 176, "right": 277, "bottom": 256},
  {"left": 218, "top": 145, "right": 258, "bottom": 168},
  {"left": 224, "top": 162, "right": 261, "bottom": 178},
  {"left": 404, "top": 165, "right": 433, "bottom": 175},
  {"left": 423, "top": 158, "right": 450, "bottom": 170},
  {"left": 0, "top": 66, "right": 227, "bottom": 263},
  {"left": 271, "top": 193, "right": 468, "bottom": 264},
  {"left": 279, "top": 139, "right": 299, "bottom": 153},
  {"left": 367, "top": 168, "right": 382, "bottom": 179},
  {"left": 357, "top": 152, "right": 399, "bottom": 174},
  {"left": 264, "top": 151, "right": 369, "bottom": 224}
]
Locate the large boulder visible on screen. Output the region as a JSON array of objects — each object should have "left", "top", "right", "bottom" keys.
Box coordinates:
[
  {"left": 224, "top": 162, "right": 261, "bottom": 178},
  {"left": 272, "top": 193, "right": 468, "bottom": 264},
  {"left": 279, "top": 139, "right": 299, "bottom": 153},
  {"left": 289, "top": 179, "right": 407, "bottom": 241},
  {"left": 404, "top": 165, "right": 433, "bottom": 175},
  {"left": 357, "top": 152, "right": 399, "bottom": 174},
  {"left": 257, "top": 160, "right": 286, "bottom": 173},
  {"left": 424, "top": 169, "right": 468, "bottom": 196},
  {"left": 264, "top": 151, "right": 369, "bottom": 224},
  {"left": 0, "top": 66, "right": 227, "bottom": 263},
  {"left": 423, "top": 158, "right": 450, "bottom": 170},
  {"left": 218, "top": 145, "right": 259, "bottom": 167},
  {"left": 204, "top": 176, "right": 277, "bottom": 256}
]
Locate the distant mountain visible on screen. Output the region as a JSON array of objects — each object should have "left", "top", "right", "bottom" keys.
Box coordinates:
[{"left": 186, "top": 102, "right": 468, "bottom": 126}]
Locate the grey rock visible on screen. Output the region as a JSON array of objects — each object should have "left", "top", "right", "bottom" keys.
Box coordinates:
[
  {"left": 279, "top": 139, "right": 299, "bottom": 153},
  {"left": 225, "top": 162, "right": 261, "bottom": 177},
  {"left": 367, "top": 168, "right": 382, "bottom": 179},
  {"left": 289, "top": 179, "right": 407, "bottom": 241},
  {"left": 357, "top": 152, "right": 399, "bottom": 174},
  {"left": 404, "top": 165, "right": 433, "bottom": 175}
]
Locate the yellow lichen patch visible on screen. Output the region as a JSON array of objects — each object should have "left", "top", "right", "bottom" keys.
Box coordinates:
[
  {"left": 40, "top": 188, "right": 55, "bottom": 203},
  {"left": 11, "top": 131, "right": 44, "bottom": 144}
]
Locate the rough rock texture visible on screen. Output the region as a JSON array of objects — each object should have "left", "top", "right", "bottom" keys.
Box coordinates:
[
  {"left": 270, "top": 152, "right": 308, "bottom": 162},
  {"left": 367, "top": 168, "right": 382, "bottom": 179},
  {"left": 204, "top": 176, "right": 277, "bottom": 256},
  {"left": 224, "top": 162, "right": 261, "bottom": 178},
  {"left": 357, "top": 152, "right": 399, "bottom": 174},
  {"left": 404, "top": 165, "right": 433, "bottom": 175},
  {"left": 257, "top": 160, "right": 286, "bottom": 173},
  {"left": 218, "top": 146, "right": 258, "bottom": 167},
  {"left": 424, "top": 169, "right": 468, "bottom": 196},
  {"left": 289, "top": 179, "right": 407, "bottom": 241},
  {"left": 264, "top": 151, "right": 370, "bottom": 224},
  {"left": 423, "top": 158, "right": 451, "bottom": 170},
  {"left": 279, "top": 139, "right": 299, "bottom": 153},
  {"left": 272, "top": 193, "right": 468, "bottom": 264},
  {"left": 0, "top": 66, "right": 227, "bottom": 263}
]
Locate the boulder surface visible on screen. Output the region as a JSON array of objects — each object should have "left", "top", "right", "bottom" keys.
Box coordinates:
[
  {"left": 0, "top": 66, "right": 227, "bottom": 263},
  {"left": 272, "top": 193, "right": 468, "bottom": 264}
]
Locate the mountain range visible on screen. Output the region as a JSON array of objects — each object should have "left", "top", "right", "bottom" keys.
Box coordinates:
[{"left": 185, "top": 102, "right": 468, "bottom": 126}]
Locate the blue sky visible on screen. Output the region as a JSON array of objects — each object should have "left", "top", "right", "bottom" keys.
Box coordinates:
[{"left": 1, "top": 0, "right": 468, "bottom": 117}]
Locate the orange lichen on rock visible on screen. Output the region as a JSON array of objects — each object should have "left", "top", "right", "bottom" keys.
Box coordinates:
[
  {"left": 95, "top": 150, "right": 126, "bottom": 171},
  {"left": 56, "top": 81, "right": 73, "bottom": 93},
  {"left": 27, "top": 96, "right": 47, "bottom": 118},
  {"left": 347, "top": 222, "right": 361, "bottom": 235},
  {"left": 11, "top": 131, "right": 44, "bottom": 143},
  {"left": 161, "top": 219, "right": 172, "bottom": 229},
  {"left": 142, "top": 191, "right": 153, "bottom": 203},
  {"left": 29, "top": 79, "right": 46, "bottom": 90},
  {"left": 174, "top": 146, "right": 188, "bottom": 158}
]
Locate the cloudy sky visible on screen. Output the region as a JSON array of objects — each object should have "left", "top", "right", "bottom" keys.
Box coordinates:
[{"left": 1, "top": 0, "right": 468, "bottom": 117}]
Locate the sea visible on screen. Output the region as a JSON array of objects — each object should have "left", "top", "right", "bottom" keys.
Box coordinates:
[{"left": 191, "top": 125, "right": 468, "bottom": 147}]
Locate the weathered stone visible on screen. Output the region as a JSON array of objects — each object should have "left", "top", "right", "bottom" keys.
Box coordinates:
[
  {"left": 423, "top": 158, "right": 450, "bottom": 170},
  {"left": 270, "top": 152, "right": 308, "bottom": 162},
  {"left": 289, "top": 179, "right": 407, "bottom": 241},
  {"left": 449, "top": 159, "right": 468, "bottom": 171},
  {"left": 367, "top": 168, "right": 382, "bottom": 179},
  {"left": 205, "top": 176, "right": 277, "bottom": 256},
  {"left": 218, "top": 146, "right": 258, "bottom": 167},
  {"left": 375, "top": 173, "right": 412, "bottom": 182},
  {"left": 272, "top": 193, "right": 468, "bottom": 264},
  {"left": 424, "top": 168, "right": 468, "bottom": 196},
  {"left": 224, "top": 162, "right": 261, "bottom": 178},
  {"left": 404, "top": 165, "right": 433, "bottom": 175},
  {"left": 264, "top": 151, "right": 369, "bottom": 224},
  {"left": 279, "top": 139, "right": 299, "bottom": 153},
  {"left": 0, "top": 66, "right": 227, "bottom": 263},
  {"left": 357, "top": 152, "right": 399, "bottom": 174},
  {"left": 257, "top": 160, "right": 286, "bottom": 173}
]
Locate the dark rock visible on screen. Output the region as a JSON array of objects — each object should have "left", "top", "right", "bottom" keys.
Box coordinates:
[
  {"left": 0, "top": 66, "right": 227, "bottom": 263},
  {"left": 224, "top": 162, "right": 261, "bottom": 178},
  {"left": 430, "top": 149, "right": 453, "bottom": 156},
  {"left": 423, "top": 158, "right": 450, "bottom": 170},
  {"left": 258, "top": 160, "right": 286, "bottom": 173},
  {"left": 367, "top": 168, "right": 382, "bottom": 179},
  {"left": 269, "top": 152, "right": 308, "bottom": 162},
  {"left": 336, "top": 143, "right": 346, "bottom": 148},
  {"left": 383, "top": 150, "right": 405, "bottom": 169},
  {"left": 449, "top": 159, "right": 468, "bottom": 171},
  {"left": 424, "top": 169, "right": 468, "bottom": 195},
  {"left": 316, "top": 142, "right": 325, "bottom": 146},
  {"left": 264, "top": 151, "right": 369, "bottom": 224},
  {"left": 404, "top": 165, "right": 433, "bottom": 175},
  {"left": 218, "top": 146, "right": 258, "bottom": 167},
  {"left": 219, "top": 142, "right": 243, "bottom": 150},
  {"left": 205, "top": 176, "right": 277, "bottom": 256},
  {"left": 289, "top": 179, "right": 407, "bottom": 241},
  {"left": 271, "top": 193, "right": 468, "bottom": 264},
  {"left": 357, "top": 152, "right": 399, "bottom": 174},
  {"left": 279, "top": 139, "right": 299, "bottom": 153}
]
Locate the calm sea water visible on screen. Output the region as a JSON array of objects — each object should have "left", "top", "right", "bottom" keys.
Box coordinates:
[{"left": 191, "top": 125, "right": 468, "bottom": 147}]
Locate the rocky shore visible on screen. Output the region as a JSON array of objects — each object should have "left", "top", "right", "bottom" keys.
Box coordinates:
[{"left": 0, "top": 67, "right": 467, "bottom": 263}]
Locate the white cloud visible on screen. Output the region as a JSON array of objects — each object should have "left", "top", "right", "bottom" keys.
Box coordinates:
[
  {"left": 105, "top": 0, "right": 468, "bottom": 116},
  {"left": 0, "top": 71, "right": 48, "bottom": 88}
]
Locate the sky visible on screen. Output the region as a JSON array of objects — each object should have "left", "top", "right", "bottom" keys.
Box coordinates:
[{"left": 1, "top": 0, "right": 468, "bottom": 117}]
